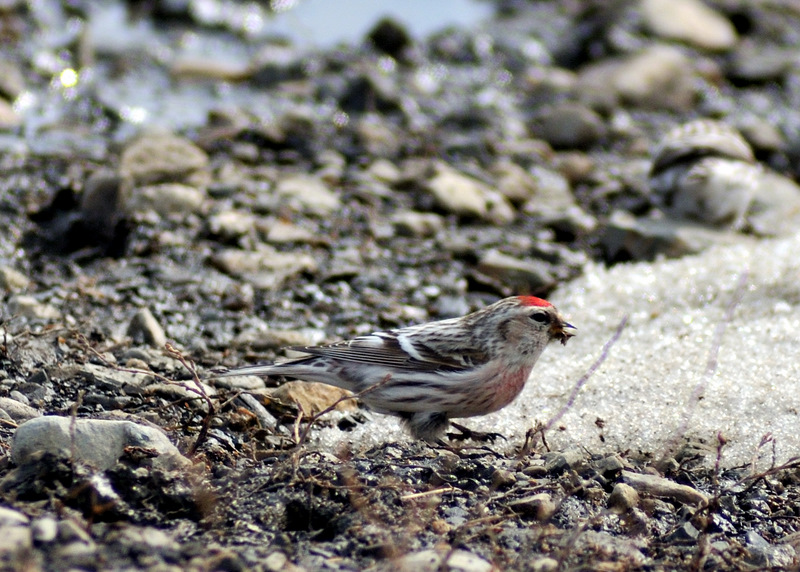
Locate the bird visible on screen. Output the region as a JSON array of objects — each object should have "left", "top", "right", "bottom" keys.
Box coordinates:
[{"left": 220, "top": 296, "right": 575, "bottom": 441}]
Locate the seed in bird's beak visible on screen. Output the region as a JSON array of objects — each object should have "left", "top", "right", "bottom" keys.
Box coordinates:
[{"left": 552, "top": 321, "right": 576, "bottom": 345}]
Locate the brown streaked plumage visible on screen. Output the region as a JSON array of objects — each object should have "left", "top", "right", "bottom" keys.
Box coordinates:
[{"left": 221, "top": 296, "right": 575, "bottom": 441}]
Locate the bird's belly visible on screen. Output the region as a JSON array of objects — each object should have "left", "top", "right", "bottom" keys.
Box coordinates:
[{"left": 457, "top": 367, "right": 530, "bottom": 417}]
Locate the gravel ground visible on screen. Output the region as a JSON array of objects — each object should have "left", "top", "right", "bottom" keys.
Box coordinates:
[{"left": 1, "top": 0, "right": 800, "bottom": 570}]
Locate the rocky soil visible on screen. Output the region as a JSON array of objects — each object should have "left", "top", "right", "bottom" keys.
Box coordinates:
[{"left": 1, "top": 0, "right": 800, "bottom": 570}]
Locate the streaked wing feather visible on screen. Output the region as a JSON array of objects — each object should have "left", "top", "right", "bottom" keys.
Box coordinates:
[
  {"left": 287, "top": 330, "right": 487, "bottom": 372},
  {"left": 286, "top": 342, "right": 442, "bottom": 371}
]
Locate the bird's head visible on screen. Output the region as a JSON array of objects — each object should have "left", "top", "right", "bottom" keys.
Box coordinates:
[
  {"left": 470, "top": 295, "right": 576, "bottom": 365},
  {"left": 515, "top": 296, "right": 576, "bottom": 346}
]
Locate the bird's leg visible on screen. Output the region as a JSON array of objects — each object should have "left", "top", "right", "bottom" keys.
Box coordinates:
[{"left": 447, "top": 422, "right": 506, "bottom": 443}]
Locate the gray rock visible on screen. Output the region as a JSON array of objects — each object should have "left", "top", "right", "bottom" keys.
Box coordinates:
[
  {"left": 576, "top": 60, "right": 626, "bottom": 112},
  {"left": 112, "top": 526, "right": 180, "bottom": 553},
  {"left": 208, "top": 210, "right": 256, "bottom": 239},
  {"left": 8, "top": 295, "right": 61, "bottom": 321},
  {"left": 31, "top": 516, "right": 58, "bottom": 544},
  {"left": 120, "top": 133, "right": 209, "bottom": 186},
  {"left": 236, "top": 393, "right": 279, "bottom": 431},
  {"left": 0, "top": 524, "right": 32, "bottom": 554},
  {"left": 8, "top": 391, "right": 28, "bottom": 405},
  {"left": 259, "top": 219, "right": 319, "bottom": 244},
  {"left": 120, "top": 348, "right": 183, "bottom": 373},
  {"left": 666, "top": 521, "right": 701, "bottom": 542},
  {"left": 0, "top": 98, "right": 20, "bottom": 129},
  {"left": 148, "top": 381, "right": 217, "bottom": 413},
  {"left": 533, "top": 103, "right": 605, "bottom": 150},
  {"left": 748, "top": 171, "right": 800, "bottom": 236},
  {"left": 650, "top": 120, "right": 760, "bottom": 229},
  {"left": 622, "top": 470, "right": 709, "bottom": 506},
  {"left": 231, "top": 327, "right": 325, "bottom": 351},
  {"left": 356, "top": 113, "right": 401, "bottom": 157},
  {"left": 0, "top": 396, "right": 40, "bottom": 422},
  {"left": 600, "top": 211, "right": 750, "bottom": 261},
  {"left": 745, "top": 530, "right": 796, "bottom": 568},
  {"left": 366, "top": 158, "right": 402, "bottom": 184},
  {"left": 213, "top": 374, "right": 267, "bottom": 391},
  {"left": 211, "top": 247, "right": 317, "bottom": 290},
  {"left": 0, "top": 266, "right": 29, "bottom": 292},
  {"left": 264, "top": 552, "right": 290, "bottom": 572},
  {"left": 507, "top": 493, "right": 556, "bottom": 521},
  {"left": 651, "top": 120, "right": 754, "bottom": 171},
  {"left": 521, "top": 165, "right": 579, "bottom": 217},
  {"left": 492, "top": 159, "right": 537, "bottom": 203},
  {"left": 11, "top": 416, "right": 191, "bottom": 471},
  {"left": 596, "top": 454, "right": 625, "bottom": 477},
  {"left": 574, "top": 531, "right": 648, "bottom": 566},
  {"left": 53, "top": 520, "right": 97, "bottom": 567},
  {"left": 737, "top": 117, "right": 785, "bottom": 153},
  {"left": 490, "top": 468, "right": 516, "bottom": 489},
  {"left": 611, "top": 45, "right": 696, "bottom": 111},
  {"left": 391, "top": 210, "right": 445, "bottom": 237},
  {"left": 316, "top": 150, "right": 346, "bottom": 184},
  {"left": 0, "top": 57, "right": 25, "bottom": 100},
  {"left": 642, "top": 0, "right": 737, "bottom": 51},
  {"left": 530, "top": 558, "right": 559, "bottom": 572},
  {"left": 426, "top": 162, "right": 515, "bottom": 223},
  {"left": 477, "top": 250, "right": 553, "bottom": 293},
  {"left": 386, "top": 549, "right": 494, "bottom": 572},
  {"left": 274, "top": 174, "right": 341, "bottom": 216},
  {"left": 543, "top": 450, "right": 584, "bottom": 474},
  {"left": 607, "top": 483, "right": 640, "bottom": 514},
  {"left": 128, "top": 307, "right": 167, "bottom": 348},
  {"left": 0, "top": 329, "right": 14, "bottom": 346},
  {"left": 129, "top": 183, "right": 207, "bottom": 216},
  {"left": 728, "top": 44, "right": 799, "bottom": 83},
  {"left": 0, "top": 506, "right": 28, "bottom": 527},
  {"left": 536, "top": 205, "right": 598, "bottom": 237},
  {"left": 79, "top": 363, "right": 153, "bottom": 393}
]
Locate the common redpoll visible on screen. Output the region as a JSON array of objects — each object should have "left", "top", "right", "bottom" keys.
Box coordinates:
[
  {"left": 649, "top": 119, "right": 761, "bottom": 229},
  {"left": 222, "top": 296, "right": 575, "bottom": 441}
]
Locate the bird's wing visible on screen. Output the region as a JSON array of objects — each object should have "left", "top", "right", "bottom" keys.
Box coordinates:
[{"left": 287, "top": 327, "right": 489, "bottom": 372}]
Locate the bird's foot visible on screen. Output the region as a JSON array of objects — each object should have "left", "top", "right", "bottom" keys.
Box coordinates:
[{"left": 447, "top": 422, "right": 506, "bottom": 443}]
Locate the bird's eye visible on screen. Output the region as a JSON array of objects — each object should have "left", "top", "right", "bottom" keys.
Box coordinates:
[{"left": 530, "top": 311, "right": 550, "bottom": 324}]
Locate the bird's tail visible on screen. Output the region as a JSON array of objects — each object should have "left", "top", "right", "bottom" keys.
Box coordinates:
[
  {"left": 214, "top": 358, "right": 352, "bottom": 391},
  {"left": 215, "top": 363, "right": 280, "bottom": 378}
]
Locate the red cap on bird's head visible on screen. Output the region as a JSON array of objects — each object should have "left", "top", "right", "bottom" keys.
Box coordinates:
[{"left": 517, "top": 296, "right": 552, "bottom": 307}]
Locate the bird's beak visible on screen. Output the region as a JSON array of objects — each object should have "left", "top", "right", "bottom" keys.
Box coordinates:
[{"left": 551, "top": 321, "right": 576, "bottom": 345}]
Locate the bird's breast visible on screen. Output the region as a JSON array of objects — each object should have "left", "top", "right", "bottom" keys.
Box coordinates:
[
  {"left": 487, "top": 367, "right": 531, "bottom": 412},
  {"left": 457, "top": 366, "right": 531, "bottom": 417}
]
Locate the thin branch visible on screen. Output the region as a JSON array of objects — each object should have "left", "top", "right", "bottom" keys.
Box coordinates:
[
  {"left": 292, "top": 373, "right": 394, "bottom": 451},
  {"left": 164, "top": 343, "right": 216, "bottom": 455},
  {"left": 76, "top": 334, "right": 217, "bottom": 456},
  {"left": 400, "top": 486, "right": 454, "bottom": 501}
]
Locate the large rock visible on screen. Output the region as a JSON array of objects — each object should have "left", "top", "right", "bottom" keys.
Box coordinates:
[
  {"left": 120, "top": 132, "right": 209, "bottom": 186},
  {"left": 611, "top": 45, "right": 696, "bottom": 111},
  {"left": 532, "top": 103, "right": 606, "bottom": 150},
  {"left": 211, "top": 247, "right": 318, "bottom": 290},
  {"left": 600, "top": 210, "right": 751, "bottom": 261},
  {"left": 11, "top": 417, "right": 191, "bottom": 471},
  {"left": 642, "top": 0, "right": 737, "bottom": 52},
  {"left": 748, "top": 171, "right": 800, "bottom": 236},
  {"left": 426, "top": 163, "right": 514, "bottom": 224},
  {"left": 271, "top": 381, "right": 357, "bottom": 416},
  {"left": 274, "top": 174, "right": 341, "bottom": 216}
]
